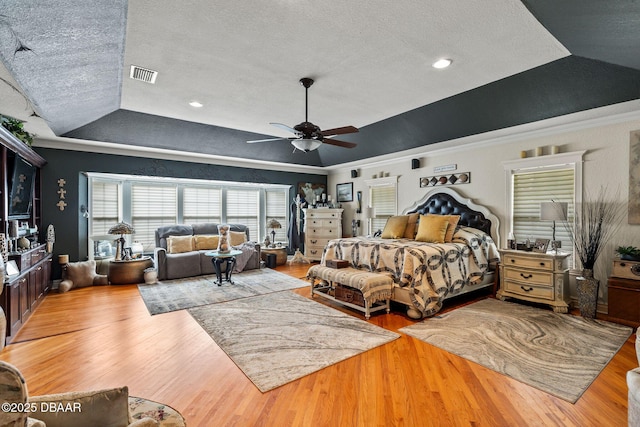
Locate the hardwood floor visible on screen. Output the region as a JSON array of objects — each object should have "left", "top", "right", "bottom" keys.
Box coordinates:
[{"left": 1, "top": 262, "right": 636, "bottom": 426}]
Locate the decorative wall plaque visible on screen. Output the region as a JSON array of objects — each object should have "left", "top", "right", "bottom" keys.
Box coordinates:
[{"left": 420, "top": 172, "right": 471, "bottom": 188}]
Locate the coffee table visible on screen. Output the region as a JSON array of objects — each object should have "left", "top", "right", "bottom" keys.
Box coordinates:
[{"left": 205, "top": 250, "right": 242, "bottom": 286}]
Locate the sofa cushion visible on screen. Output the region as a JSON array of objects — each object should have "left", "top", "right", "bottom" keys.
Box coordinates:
[
  {"left": 155, "top": 224, "right": 193, "bottom": 249},
  {"left": 165, "top": 252, "right": 202, "bottom": 280},
  {"left": 167, "top": 236, "right": 194, "bottom": 254},
  {"left": 194, "top": 235, "right": 219, "bottom": 250},
  {"left": 191, "top": 223, "right": 220, "bottom": 235},
  {"left": 230, "top": 231, "right": 248, "bottom": 246}
]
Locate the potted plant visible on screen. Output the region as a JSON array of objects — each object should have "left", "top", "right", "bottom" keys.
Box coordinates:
[
  {"left": 616, "top": 246, "right": 640, "bottom": 261},
  {"left": 0, "top": 114, "right": 34, "bottom": 146},
  {"left": 564, "top": 187, "right": 625, "bottom": 318}
]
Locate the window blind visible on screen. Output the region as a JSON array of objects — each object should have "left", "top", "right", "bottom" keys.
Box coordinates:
[
  {"left": 131, "top": 184, "right": 177, "bottom": 251},
  {"left": 90, "top": 180, "right": 119, "bottom": 235},
  {"left": 226, "top": 188, "right": 259, "bottom": 241},
  {"left": 370, "top": 184, "right": 396, "bottom": 233},
  {"left": 266, "top": 189, "right": 288, "bottom": 243},
  {"left": 183, "top": 187, "right": 221, "bottom": 224},
  {"left": 512, "top": 168, "right": 574, "bottom": 251}
]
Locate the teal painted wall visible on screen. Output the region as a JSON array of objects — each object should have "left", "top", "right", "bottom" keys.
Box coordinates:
[{"left": 35, "top": 147, "right": 325, "bottom": 279}]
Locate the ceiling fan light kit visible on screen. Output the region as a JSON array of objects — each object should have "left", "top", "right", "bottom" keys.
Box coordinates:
[{"left": 246, "top": 77, "right": 359, "bottom": 152}]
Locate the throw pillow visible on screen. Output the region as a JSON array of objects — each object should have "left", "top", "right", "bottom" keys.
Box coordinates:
[
  {"left": 29, "top": 386, "right": 130, "bottom": 427},
  {"left": 230, "top": 231, "right": 248, "bottom": 246},
  {"left": 167, "top": 235, "right": 194, "bottom": 254},
  {"left": 381, "top": 215, "right": 409, "bottom": 239},
  {"left": 194, "top": 235, "right": 219, "bottom": 250},
  {"left": 64, "top": 260, "right": 98, "bottom": 288},
  {"left": 403, "top": 213, "right": 420, "bottom": 239},
  {"left": 415, "top": 214, "right": 450, "bottom": 243},
  {"left": 427, "top": 214, "right": 461, "bottom": 242}
]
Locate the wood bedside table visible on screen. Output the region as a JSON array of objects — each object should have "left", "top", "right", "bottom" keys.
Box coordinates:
[{"left": 497, "top": 249, "right": 570, "bottom": 313}]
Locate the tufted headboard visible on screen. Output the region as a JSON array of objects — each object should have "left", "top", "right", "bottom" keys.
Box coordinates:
[{"left": 402, "top": 187, "right": 500, "bottom": 243}]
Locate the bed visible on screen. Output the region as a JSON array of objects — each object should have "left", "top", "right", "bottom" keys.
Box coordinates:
[{"left": 319, "top": 187, "right": 501, "bottom": 319}]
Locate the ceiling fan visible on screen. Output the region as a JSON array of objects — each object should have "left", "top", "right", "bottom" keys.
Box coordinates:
[{"left": 247, "top": 77, "right": 359, "bottom": 152}]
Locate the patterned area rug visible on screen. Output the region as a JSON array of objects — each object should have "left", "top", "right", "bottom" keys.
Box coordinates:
[
  {"left": 129, "top": 396, "right": 185, "bottom": 426},
  {"left": 138, "top": 268, "right": 308, "bottom": 315},
  {"left": 188, "top": 291, "right": 400, "bottom": 392},
  {"left": 399, "top": 298, "right": 632, "bottom": 403}
]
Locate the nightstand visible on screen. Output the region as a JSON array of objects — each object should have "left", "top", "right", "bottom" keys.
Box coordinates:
[{"left": 497, "top": 249, "right": 570, "bottom": 313}]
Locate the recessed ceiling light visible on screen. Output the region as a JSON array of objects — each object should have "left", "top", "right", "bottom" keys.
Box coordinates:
[
  {"left": 432, "top": 58, "right": 452, "bottom": 69},
  {"left": 189, "top": 101, "right": 203, "bottom": 108}
]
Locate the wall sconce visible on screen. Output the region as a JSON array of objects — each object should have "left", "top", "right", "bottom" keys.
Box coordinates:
[{"left": 80, "top": 205, "right": 89, "bottom": 219}]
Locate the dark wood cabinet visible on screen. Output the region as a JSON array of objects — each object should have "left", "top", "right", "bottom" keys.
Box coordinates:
[
  {"left": 2, "top": 245, "right": 52, "bottom": 343},
  {"left": 607, "top": 276, "right": 640, "bottom": 327}
]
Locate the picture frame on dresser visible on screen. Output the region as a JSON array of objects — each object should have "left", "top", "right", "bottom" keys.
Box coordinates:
[
  {"left": 336, "top": 182, "right": 353, "bottom": 202},
  {"left": 532, "top": 238, "right": 550, "bottom": 253},
  {"left": 6, "top": 260, "right": 19, "bottom": 277}
]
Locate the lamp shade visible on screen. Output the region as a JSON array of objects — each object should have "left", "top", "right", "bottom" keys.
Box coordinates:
[
  {"left": 540, "top": 202, "right": 568, "bottom": 221},
  {"left": 267, "top": 219, "right": 282, "bottom": 229},
  {"left": 365, "top": 206, "right": 376, "bottom": 218},
  {"left": 108, "top": 221, "right": 135, "bottom": 235}
]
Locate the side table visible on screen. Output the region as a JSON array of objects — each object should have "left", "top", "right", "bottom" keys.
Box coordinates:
[
  {"left": 108, "top": 256, "right": 153, "bottom": 285},
  {"left": 261, "top": 246, "right": 287, "bottom": 266},
  {"left": 205, "top": 250, "right": 242, "bottom": 286}
]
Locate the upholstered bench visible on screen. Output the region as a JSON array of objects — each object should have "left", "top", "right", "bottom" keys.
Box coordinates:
[{"left": 308, "top": 265, "right": 393, "bottom": 319}]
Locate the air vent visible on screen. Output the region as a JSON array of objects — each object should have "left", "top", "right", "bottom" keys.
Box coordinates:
[{"left": 129, "top": 65, "right": 158, "bottom": 84}]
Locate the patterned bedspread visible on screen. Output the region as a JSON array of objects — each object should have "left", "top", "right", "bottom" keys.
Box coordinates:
[{"left": 320, "top": 227, "right": 500, "bottom": 317}]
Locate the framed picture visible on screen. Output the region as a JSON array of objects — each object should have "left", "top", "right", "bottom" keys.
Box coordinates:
[
  {"left": 532, "top": 238, "right": 550, "bottom": 253},
  {"left": 297, "top": 182, "right": 327, "bottom": 204},
  {"left": 6, "top": 260, "right": 19, "bottom": 277},
  {"left": 336, "top": 182, "right": 353, "bottom": 202}
]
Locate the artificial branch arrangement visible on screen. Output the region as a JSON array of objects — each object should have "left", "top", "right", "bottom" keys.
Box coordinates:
[
  {"left": 563, "top": 187, "right": 625, "bottom": 271},
  {"left": 0, "top": 114, "right": 34, "bottom": 146}
]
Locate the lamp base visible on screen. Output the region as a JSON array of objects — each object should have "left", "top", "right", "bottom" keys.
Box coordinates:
[{"left": 551, "top": 240, "right": 562, "bottom": 252}]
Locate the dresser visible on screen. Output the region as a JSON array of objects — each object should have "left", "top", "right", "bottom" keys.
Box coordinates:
[
  {"left": 607, "top": 259, "right": 640, "bottom": 327},
  {"left": 497, "top": 249, "right": 570, "bottom": 313},
  {"left": 302, "top": 208, "right": 343, "bottom": 261}
]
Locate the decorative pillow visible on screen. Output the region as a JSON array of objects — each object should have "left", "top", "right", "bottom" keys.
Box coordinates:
[
  {"left": 381, "top": 215, "right": 409, "bottom": 239},
  {"left": 230, "top": 231, "right": 247, "bottom": 246},
  {"left": 415, "top": 214, "right": 450, "bottom": 243},
  {"left": 64, "top": 260, "right": 98, "bottom": 288},
  {"left": 403, "top": 213, "right": 420, "bottom": 239},
  {"left": 428, "top": 214, "right": 460, "bottom": 242},
  {"left": 29, "top": 386, "right": 130, "bottom": 427},
  {"left": 194, "top": 235, "right": 219, "bottom": 250},
  {"left": 167, "top": 235, "right": 194, "bottom": 254}
]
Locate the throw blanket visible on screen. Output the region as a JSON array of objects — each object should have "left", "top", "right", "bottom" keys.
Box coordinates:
[
  {"left": 232, "top": 241, "right": 258, "bottom": 273},
  {"left": 321, "top": 227, "right": 500, "bottom": 317}
]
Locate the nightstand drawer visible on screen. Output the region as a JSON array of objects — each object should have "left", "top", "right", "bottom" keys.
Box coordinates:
[
  {"left": 503, "top": 268, "right": 553, "bottom": 286},
  {"left": 503, "top": 254, "right": 553, "bottom": 271},
  {"left": 503, "top": 279, "right": 554, "bottom": 300}
]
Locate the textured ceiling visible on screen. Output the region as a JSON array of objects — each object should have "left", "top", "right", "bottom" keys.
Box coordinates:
[{"left": 0, "top": 1, "right": 639, "bottom": 167}]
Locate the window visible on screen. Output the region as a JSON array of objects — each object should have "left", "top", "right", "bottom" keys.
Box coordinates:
[
  {"left": 87, "top": 173, "right": 290, "bottom": 256},
  {"left": 366, "top": 176, "right": 398, "bottom": 234},
  {"left": 504, "top": 151, "right": 584, "bottom": 265}
]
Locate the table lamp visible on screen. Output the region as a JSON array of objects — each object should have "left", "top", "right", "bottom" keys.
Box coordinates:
[
  {"left": 108, "top": 221, "right": 135, "bottom": 260},
  {"left": 267, "top": 219, "right": 281, "bottom": 248},
  {"left": 540, "top": 201, "right": 568, "bottom": 252},
  {"left": 366, "top": 206, "right": 376, "bottom": 236}
]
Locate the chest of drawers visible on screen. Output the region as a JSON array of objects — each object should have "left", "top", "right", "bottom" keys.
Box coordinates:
[
  {"left": 497, "top": 249, "right": 570, "bottom": 313},
  {"left": 302, "top": 208, "right": 343, "bottom": 261}
]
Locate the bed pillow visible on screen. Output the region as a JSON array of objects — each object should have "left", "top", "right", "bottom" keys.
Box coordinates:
[
  {"left": 415, "top": 214, "right": 449, "bottom": 243},
  {"left": 403, "top": 213, "right": 420, "bottom": 239},
  {"left": 381, "top": 215, "right": 409, "bottom": 239},
  {"left": 194, "top": 235, "right": 219, "bottom": 250},
  {"left": 167, "top": 235, "right": 194, "bottom": 253},
  {"left": 427, "top": 214, "right": 460, "bottom": 242}
]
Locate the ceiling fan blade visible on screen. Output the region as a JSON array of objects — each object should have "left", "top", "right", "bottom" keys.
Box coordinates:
[
  {"left": 321, "top": 126, "right": 359, "bottom": 137},
  {"left": 270, "top": 122, "right": 298, "bottom": 134},
  {"left": 323, "top": 138, "right": 357, "bottom": 149},
  {"left": 246, "top": 137, "right": 289, "bottom": 143}
]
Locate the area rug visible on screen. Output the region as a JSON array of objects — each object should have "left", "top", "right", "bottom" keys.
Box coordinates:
[
  {"left": 188, "top": 291, "right": 400, "bottom": 392},
  {"left": 399, "top": 298, "right": 632, "bottom": 403},
  {"left": 138, "top": 268, "right": 308, "bottom": 315}
]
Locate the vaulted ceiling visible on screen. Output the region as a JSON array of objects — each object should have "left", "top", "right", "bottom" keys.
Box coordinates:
[{"left": 0, "top": 0, "right": 639, "bottom": 167}]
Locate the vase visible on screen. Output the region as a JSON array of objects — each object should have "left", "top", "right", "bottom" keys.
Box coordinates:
[
  {"left": 576, "top": 269, "right": 599, "bottom": 318},
  {"left": 217, "top": 224, "right": 230, "bottom": 253}
]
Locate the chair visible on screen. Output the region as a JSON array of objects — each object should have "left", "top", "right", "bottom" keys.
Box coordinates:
[
  {"left": 0, "top": 361, "right": 185, "bottom": 426},
  {"left": 628, "top": 331, "right": 640, "bottom": 426}
]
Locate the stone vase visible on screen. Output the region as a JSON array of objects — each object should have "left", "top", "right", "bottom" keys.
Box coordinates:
[
  {"left": 576, "top": 269, "right": 599, "bottom": 319},
  {"left": 217, "top": 224, "right": 230, "bottom": 253}
]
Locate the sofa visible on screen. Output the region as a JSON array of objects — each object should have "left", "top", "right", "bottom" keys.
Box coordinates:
[{"left": 154, "top": 223, "right": 261, "bottom": 280}]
